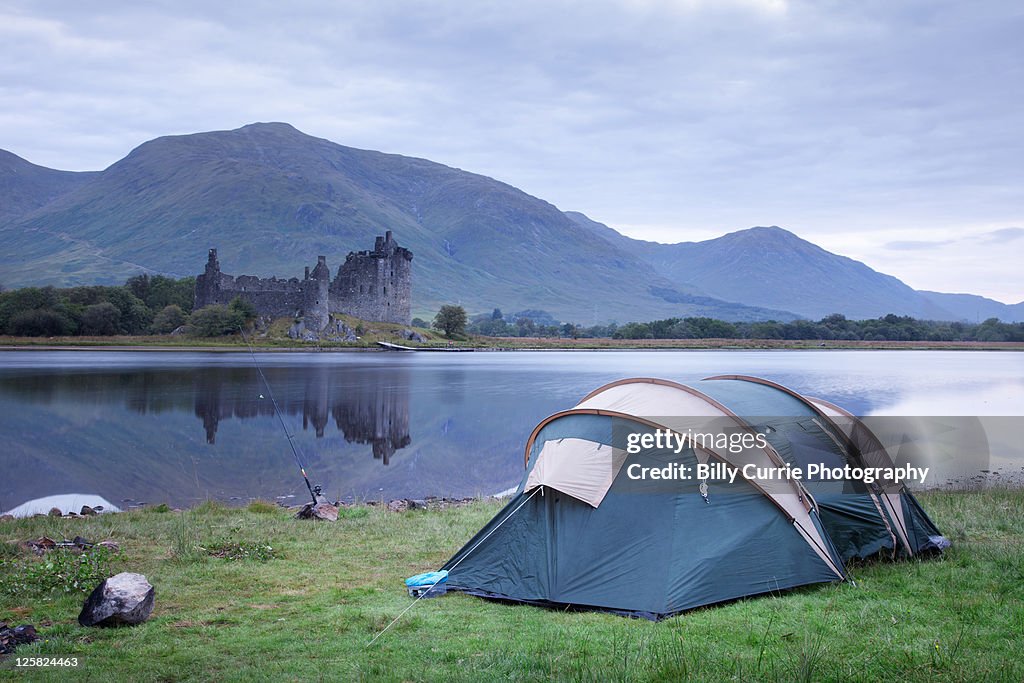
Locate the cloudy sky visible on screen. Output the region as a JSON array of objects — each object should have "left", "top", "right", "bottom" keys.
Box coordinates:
[{"left": 2, "top": 0, "right": 1021, "bottom": 302}]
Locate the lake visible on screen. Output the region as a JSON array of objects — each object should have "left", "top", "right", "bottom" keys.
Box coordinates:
[{"left": 1, "top": 349, "right": 1022, "bottom": 515}]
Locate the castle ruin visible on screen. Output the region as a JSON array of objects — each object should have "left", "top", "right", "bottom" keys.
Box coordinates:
[{"left": 194, "top": 231, "right": 412, "bottom": 329}]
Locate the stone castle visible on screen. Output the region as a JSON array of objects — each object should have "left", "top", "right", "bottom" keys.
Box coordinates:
[{"left": 194, "top": 231, "right": 412, "bottom": 330}]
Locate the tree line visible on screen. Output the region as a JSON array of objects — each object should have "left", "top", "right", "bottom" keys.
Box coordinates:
[
  {"left": 444, "top": 307, "right": 1023, "bottom": 342},
  {"left": 0, "top": 275, "right": 197, "bottom": 337},
  {"left": 3, "top": 280, "right": 1022, "bottom": 343},
  {"left": 604, "top": 314, "right": 1024, "bottom": 342}
]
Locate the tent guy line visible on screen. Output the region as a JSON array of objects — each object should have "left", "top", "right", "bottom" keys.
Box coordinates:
[{"left": 366, "top": 486, "right": 542, "bottom": 648}]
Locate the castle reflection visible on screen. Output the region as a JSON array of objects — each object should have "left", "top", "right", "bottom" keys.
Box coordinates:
[{"left": 193, "top": 365, "right": 411, "bottom": 463}]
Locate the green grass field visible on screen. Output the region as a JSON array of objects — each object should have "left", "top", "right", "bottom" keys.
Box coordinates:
[{"left": 1, "top": 490, "right": 1022, "bottom": 682}]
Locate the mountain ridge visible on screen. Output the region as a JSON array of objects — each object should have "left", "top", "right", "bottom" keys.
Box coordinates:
[
  {"left": 564, "top": 214, "right": 1020, "bottom": 322},
  {"left": 0, "top": 123, "right": 796, "bottom": 323},
  {"left": 0, "top": 123, "right": 1018, "bottom": 323}
]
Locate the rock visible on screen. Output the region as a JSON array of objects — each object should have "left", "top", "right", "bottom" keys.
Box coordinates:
[
  {"left": 408, "top": 499, "right": 428, "bottom": 510},
  {"left": 79, "top": 572, "right": 155, "bottom": 627},
  {"left": 97, "top": 540, "right": 120, "bottom": 552},
  {"left": 387, "top": 499, "right": 409, "bottom": 512},
  {"left": 48, "top": 507, "right": 63, "bottom": 517},
  {"left": 0, "top": 514, "right": 13, "bottom": 522},
  {"left": 80, "top": 505, "right": 97, "bottom": 516},
  {"left": 294, "top": 502, "right": 338, "bottom": 521},
  {"left": 23, "top": 536, "right": 57, "bottom": 555},
  {"left": 0, "top": 622, "right": 39, "bottom": 655},
  {"left": 402, "top": 329, "right": 426, "bottom": 342}
]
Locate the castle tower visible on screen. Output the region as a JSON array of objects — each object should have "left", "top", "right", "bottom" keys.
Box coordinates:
[
  {"left": 302, "top": 255, "right": 331, "bottom": 332},
  {"left": 194, "top": 248, "right": 223, "bottom": 309},
  {"left": 329, "top": 232, "right": 413, "bottom": 325}
]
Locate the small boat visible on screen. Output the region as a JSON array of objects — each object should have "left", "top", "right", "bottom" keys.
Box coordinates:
[{"left": 377, "top": 341, "right": 474, "bottom": 352}]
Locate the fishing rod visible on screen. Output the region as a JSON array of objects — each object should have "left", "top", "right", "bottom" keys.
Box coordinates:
[{"left": 238, "top": 326, "right": 321, "bottom": 507}]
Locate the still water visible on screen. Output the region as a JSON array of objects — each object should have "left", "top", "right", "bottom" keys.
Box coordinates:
[{"left": 1, "top": 350, "right": 1022, "bottom": 514}]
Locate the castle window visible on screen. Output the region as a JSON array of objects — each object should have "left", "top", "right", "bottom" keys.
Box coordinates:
[{"left": 383, "top": 286, "right": 387, "bottom": 295}]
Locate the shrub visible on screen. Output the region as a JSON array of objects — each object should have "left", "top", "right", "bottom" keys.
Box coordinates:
[
  {"left": 81, "top": 302, "right": 121, "bottom": 335},
  {"left": 188, "top": 304, "right": 241, "bottom": 337},
  {"left": 8, "top": 309, "right": 75, "bottom": 336},
  {"left": 151, "top": 304, "right": 187, "bottom": 333}
]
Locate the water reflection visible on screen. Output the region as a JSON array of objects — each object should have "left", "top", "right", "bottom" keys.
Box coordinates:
[
  {"left": 2, "top": 365, "right": 414, "bottom": 464},
  {"left": 192, "top": 366, "right": 411, "bottom": 464}
]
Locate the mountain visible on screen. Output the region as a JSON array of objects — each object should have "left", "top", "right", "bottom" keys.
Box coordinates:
[
  {"left": 0, "top": 122, "right": 1017, "bottom": 323},
  {"left": 566, "top": 213, "right": 1022, "bottom": 322},
  {"left": 0, "top": 123, "right": 794, "bottom": 323},
  {"left": 0, "top": 149, "right": 95, "bottom": 224},
  {"left": 917, "top": 291, "right": 1024, "bottom": 324}
]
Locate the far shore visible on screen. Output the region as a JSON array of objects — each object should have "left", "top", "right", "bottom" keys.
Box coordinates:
[{"left": 0, "top": 335, "right": 1023, "bottom": 352}]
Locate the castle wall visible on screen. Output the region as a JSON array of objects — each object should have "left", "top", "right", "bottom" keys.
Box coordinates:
[
  {"left": 194, "top": 233, "right": 412, "bottom": 329},
  {"left": 194, "top": 252, "right": 307, "bottom": 319}
]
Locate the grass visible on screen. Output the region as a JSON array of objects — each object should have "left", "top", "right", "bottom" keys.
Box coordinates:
[{"left": 0, "top": 490, "right": 1021, "bottom": 681}]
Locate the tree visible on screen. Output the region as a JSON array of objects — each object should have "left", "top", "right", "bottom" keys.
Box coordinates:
[
  {"left": 433, "top": 305, "right": 467, "bottom": 338},
  {"left": 228, "top": 296, "right": 257, "bottom": 326},
  {"left": 188, "top": 305, "right": 242, "bottom": 337},
  {"left": 0, "top": 286, "right": 62, "bottom": 333},
  {"left": 81, "top": 302, "right": 121, "bottom": 336},
  {"left": 151, "top": 304, "right": 187, "bottom": 334},
  {"left": 491, "top": 308, "right": 504, "bottom": 321},
  {"left": 8, "top": 309, "right": 74, "bottom": 336},
  {"left": 411, "top": 317, "right": 429, "bottom": 328}
]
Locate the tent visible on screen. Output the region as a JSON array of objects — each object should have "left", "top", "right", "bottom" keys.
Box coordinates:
[
  {"left": 697, "top": 375, "right": 948, "bottom": 560},
  {"left": 441, "top": 376, "right": 947, "bottom": 619}
]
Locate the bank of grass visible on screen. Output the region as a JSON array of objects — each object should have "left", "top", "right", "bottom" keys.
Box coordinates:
[
  {"left": 2, "top": 333, "right": 1023, "bottom": 352},
  {"left": 0, "top": 490, "right": 1022, "bottom": 681}
]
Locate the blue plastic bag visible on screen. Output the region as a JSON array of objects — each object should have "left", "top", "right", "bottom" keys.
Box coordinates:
[{"left": 405, "top": 570, "right": 448, "bottom": 587}]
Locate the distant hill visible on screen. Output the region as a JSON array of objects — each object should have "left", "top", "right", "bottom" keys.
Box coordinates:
[
  {"left": 565, "top": 213, "right": 1022, "bottom": 322},
  {"left": 0, "top": 149, "right": 95, "bottom": 224},
  {"left": 0, "top": 122, "right": 1018, "bottom": 323},
  {"left": 918, "top": 291, "right": 1024, "bottom": 324},
  {"left": 0, "top": 123, "right": 796, "bottom": 323}
]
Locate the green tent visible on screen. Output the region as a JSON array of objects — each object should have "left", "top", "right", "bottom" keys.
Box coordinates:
[
  {"left": 442, "top": 376, "right": 947, "bottom": 619},
  {"left": 697, "top": 375, "right": 947, "bottom": 560}
]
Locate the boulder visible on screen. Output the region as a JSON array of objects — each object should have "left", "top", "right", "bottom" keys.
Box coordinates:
[
  {"left": 80, "top": 505, "right": 97, "bottom": 516},
  {"left": 294, "top": 502, "right": 338, "bottom": 521},
  {"left": 0, "top": 514, "right": 14, "bottom": 522},
  {"left": 48, "top": 507, "right": 63, "bottom": 517},
  {"left": 78, "top": 572, "right": 155, "bottom": 627}
]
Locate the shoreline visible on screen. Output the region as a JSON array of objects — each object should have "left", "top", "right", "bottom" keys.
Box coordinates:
[{"left": 2, "top": 338, "right": 1023, "bottom": 352}]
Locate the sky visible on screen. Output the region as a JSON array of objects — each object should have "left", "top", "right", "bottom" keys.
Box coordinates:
[{"left": 1, "top": 0, "right": 1022, "bottom": 303}]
